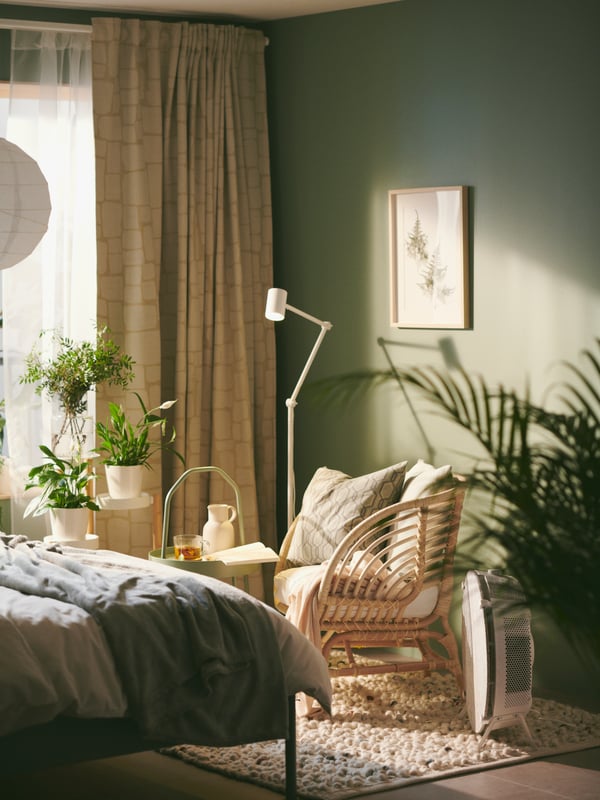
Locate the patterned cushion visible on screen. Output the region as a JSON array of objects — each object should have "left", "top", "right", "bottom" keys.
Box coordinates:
[
  {"left": 285, "top": 462, "right": 407, "bottom": 567},
  {"left": 400, "top": 459, "right": 454, "bottom": 501}
]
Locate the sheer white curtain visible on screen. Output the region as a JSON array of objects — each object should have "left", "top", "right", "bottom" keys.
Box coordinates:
[{"left": 2, "top": 26, "right": 96, "bottom": 535}]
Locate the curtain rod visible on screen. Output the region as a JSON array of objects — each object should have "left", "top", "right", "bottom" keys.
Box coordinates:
[
  {"left": 0, "top": 19, "right": 91, "bottom": 34},
  {"left": 0, "top": 18, "right": 265, "bottom": 40}
]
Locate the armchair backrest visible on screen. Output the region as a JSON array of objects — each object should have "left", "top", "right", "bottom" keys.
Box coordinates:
[{"left": 315, "top": 475, "right": 466, "bottom": 624}]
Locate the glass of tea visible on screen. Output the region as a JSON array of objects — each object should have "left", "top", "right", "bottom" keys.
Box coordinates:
[{"left": 173, "top": 534, "right": 203, "bottom": 561}]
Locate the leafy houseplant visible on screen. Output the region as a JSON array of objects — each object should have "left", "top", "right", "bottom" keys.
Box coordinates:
[
  {"left": 20, "top": 326, "right": 135, "bottom": 453},
  {"left": 95, "top": 393, "right": 184, "bottom": 499},
  {"left": 24, "top": 445, "right": 99, "bottom": 541},
  {"left": 310, "top": 340, "right": 600, "bottom": 669},
  {"left": 24, "top": 445, "right": 99, "bottom": 514},
  {"left": 95, "top": 393, "right": 184, "bottom": 468}
]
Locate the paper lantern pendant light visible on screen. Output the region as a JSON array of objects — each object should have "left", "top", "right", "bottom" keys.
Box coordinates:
[{"left": 0, "top": 137, "right": 52, "bottom": 270}]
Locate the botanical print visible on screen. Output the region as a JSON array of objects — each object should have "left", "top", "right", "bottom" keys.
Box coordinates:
[
  {"left": 390, "top": 187, "right": 468, "bottom": 329},
  {"left": 405, "top": 212, "right": 455, "bottom": 305}
]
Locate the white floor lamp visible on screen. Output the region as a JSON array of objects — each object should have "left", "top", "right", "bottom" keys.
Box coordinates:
[{"left": 265, "top": 288, "right": 332, "bottom": 529}]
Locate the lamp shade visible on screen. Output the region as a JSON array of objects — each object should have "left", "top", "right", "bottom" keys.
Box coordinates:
[
  {"left": 0, "top": 138, "right": 52, "bottom": 271},
  {"left": 265, "top": 287, "right": 288, "bottom": 321}
]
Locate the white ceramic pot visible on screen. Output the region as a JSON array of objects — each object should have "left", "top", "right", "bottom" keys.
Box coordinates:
[
  {"left": 49, "top": 507, "right": 89, "bottom": 541},
  {"left": 105, "top": 464, "right": 144, "bottom": 499}
]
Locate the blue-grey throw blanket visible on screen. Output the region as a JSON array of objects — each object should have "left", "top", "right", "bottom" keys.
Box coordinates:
[{"left": 0, "top": 540, "right": 288, "bottom": 746}]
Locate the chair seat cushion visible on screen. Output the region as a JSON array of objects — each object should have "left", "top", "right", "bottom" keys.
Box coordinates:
[
  {"left": 285, "top": 462, "right": 407, "bottom": 567},
  {"left": 275, "top": 564, "right": 439, "bottom": 619}
]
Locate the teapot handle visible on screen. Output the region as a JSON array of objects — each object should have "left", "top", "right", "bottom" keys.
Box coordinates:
[{"left": 227, "top": 504, "right": 237, "bottom": 523}]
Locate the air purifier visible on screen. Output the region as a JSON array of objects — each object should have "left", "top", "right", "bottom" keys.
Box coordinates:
[{"left": 462, "top": 569, "right": 534, "bottom": 744}]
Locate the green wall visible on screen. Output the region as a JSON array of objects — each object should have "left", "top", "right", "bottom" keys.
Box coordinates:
[{"left": 264, "top": 0, "right": 600, "bottom": 710}]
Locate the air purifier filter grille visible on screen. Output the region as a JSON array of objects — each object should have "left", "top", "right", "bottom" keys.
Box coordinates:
[
  {"left": 462, "top": 570, "right": 534, "bottom": 744},
  {"left": 503, "top": 616, "right": 533, "bottom": 704}
]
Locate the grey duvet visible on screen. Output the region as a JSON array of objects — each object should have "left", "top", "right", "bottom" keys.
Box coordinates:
[{"left": 0, "top": 540, "right": 331, "bottom": 747}]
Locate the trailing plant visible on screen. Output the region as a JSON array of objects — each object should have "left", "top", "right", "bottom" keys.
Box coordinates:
[
  {"left": 310, "top": 340, "right": 600, "bottom": 669},
  {"left": 95, "top": 392, "right": 185, "bottom": 468},
  {"left": 20, "top": 326, "right": 135, "bottom": 451},
  {"left": 24, "top": 445, "right": 99, "bottom": 517}
]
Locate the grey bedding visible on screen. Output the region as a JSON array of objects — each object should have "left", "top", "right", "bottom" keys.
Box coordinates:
[{"left": 0, "top": 540, "right": 327, "bottom": 747}]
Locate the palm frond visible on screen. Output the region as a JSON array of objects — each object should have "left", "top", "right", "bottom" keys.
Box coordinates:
[{"left": 307, "top": 369, "right": 395, "bottom": 409}]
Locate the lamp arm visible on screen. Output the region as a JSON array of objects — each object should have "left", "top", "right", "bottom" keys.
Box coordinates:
[
  {"left": 285, "top": 303, "right": 332, "bottom": 329},
  {"left": 288, "top": 322, "right": 331, "bottom": 405},
  {"left": 283, "top": 310, "right": 332, "bottom": 529}
]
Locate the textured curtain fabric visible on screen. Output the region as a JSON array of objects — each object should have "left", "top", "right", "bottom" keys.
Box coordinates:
[
  {"left": 91, "top": 18, "right": 276, "bottom": 565},
  {"left": 2, "top": 28, "right": 96, "bottom": 538}
]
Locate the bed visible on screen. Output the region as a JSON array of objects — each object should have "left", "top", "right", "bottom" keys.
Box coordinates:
[{"left": 0, "top": 535, "right": 332, "bottom": 800}]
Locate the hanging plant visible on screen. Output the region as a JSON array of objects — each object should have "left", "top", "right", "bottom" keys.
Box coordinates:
[{"left": 20, "top": 326, "right": 135, "bottom": 452}]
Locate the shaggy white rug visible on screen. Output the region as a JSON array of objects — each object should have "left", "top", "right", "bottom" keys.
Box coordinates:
[{"left": 161, "top": 671, "right": 600, "bottom": 800}]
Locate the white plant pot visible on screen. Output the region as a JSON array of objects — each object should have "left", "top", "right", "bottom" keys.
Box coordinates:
[
  {"left": 49, "top": 507, "right": 89, "bottom": 541},
  {"left": 105, "top": 464, "right": 144, "bottom": 499}
]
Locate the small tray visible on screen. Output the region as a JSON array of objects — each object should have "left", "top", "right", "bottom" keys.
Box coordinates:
[{"left": 148, "top": 546, "right": 263, "bottom": 579}]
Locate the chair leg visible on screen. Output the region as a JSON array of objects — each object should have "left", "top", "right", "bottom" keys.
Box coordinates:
[{"left": 416, "top": 627, "right": 463, "bottom": 695}]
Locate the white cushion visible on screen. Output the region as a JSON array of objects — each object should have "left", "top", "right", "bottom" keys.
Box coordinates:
[
  {"left": 387, "top": 460, "right": 455, "bottom": 587},
  {"left": 285, "top": 462, "right": 407, "bottom": 567},
  {"left": 274, "top": 564, "right": 325, "bottom": 609},
  {"left": 275, "top": 564, "right": 438, "bottom": 619},
  {"left": 400, "top": 459, "right": 454, "bottom": 501}
]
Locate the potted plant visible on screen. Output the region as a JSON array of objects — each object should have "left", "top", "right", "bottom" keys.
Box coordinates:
[
  {"left": 20, "top": 326, "right": 135, "bottom": 455},
  {"left": 24, "top": 444, "right": 99, "bottom": 541},
  {"left": 95, "top": 392, "right": 185, "bottom": 499}
]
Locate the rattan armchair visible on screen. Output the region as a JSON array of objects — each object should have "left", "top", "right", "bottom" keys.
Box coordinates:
[{"left": 275, "top": 476, "right": 466, "bottom": 691}]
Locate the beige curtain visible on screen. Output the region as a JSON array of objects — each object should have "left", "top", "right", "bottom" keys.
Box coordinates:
[{"left": 91, "top": 18, "right": 276, "bottom": 566}]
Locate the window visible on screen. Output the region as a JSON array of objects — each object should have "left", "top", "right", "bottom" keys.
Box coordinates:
[{"left": 0, "top": 26, "right": 96, "bottom": 534}]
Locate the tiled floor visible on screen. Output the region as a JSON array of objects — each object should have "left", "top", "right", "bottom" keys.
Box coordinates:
[{"left": 5, "top": 746, "right": 600, "bottom": 799}]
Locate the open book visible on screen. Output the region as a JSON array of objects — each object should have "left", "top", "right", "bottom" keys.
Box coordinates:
[{"left": 203, "top": 541, "right": 280, "bottom": 565}]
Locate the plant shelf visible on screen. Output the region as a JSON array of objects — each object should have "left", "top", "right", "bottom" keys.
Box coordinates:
[{"left": 97, "top": 492, "right": 153, "bottom": 510}]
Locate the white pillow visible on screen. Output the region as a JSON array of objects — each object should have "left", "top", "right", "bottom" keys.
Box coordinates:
[
  {"left": 285, "top": 462, "right": 407, "bottom": 567},
  {"left": 400, "top": 459, "right": 454, "bottom": 501}
]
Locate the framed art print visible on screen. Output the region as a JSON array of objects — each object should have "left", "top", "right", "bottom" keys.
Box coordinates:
[{"left": 389, "top": 186, "right": 470, "bottom": 329}]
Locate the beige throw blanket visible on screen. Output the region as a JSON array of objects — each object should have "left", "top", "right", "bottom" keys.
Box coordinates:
[
  {"left": 282, "top": 553, "right": 390, "bottom": 716},
  {"left": 282, "top": 564, "right": 326, "bottom": 716}
]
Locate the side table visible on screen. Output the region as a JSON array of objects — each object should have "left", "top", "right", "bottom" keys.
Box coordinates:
[
  {"left": 148, "top": 546, "right": 274, "bottom": 596},
  {"left": 148, "top": 466, "right": 278, "bottom": 603}
]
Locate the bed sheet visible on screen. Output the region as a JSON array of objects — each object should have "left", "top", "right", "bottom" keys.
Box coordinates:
[{"left": 0, "top": 543, "right": 331, "bottom": 741}]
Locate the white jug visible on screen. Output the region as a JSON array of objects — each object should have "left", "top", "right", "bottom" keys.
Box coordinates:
[{"left": 202, "top": 503, "right": 237, "bottom": 555}]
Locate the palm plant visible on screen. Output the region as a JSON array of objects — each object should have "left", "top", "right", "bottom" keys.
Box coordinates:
[{"left": 310, "top": 340, "right": 600, "bottom": 669}]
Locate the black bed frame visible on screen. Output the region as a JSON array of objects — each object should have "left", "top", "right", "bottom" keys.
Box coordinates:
[{"left": 1, "top": 694, "right": 298, "bottom": 800}]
